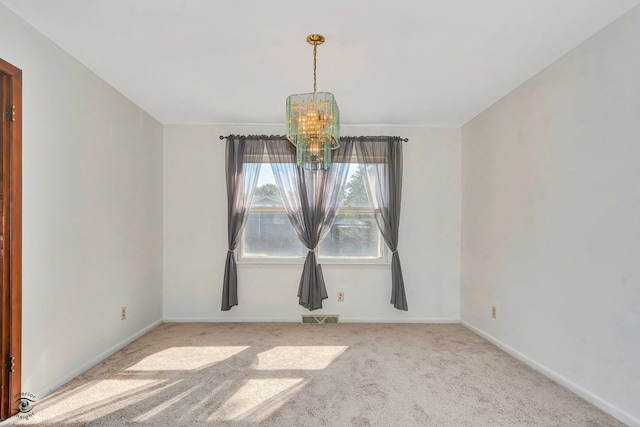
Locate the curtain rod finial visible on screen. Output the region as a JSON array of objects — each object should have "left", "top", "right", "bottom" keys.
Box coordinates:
[{"left": 219, "top": 135, "right": 225, "bottom": 140}]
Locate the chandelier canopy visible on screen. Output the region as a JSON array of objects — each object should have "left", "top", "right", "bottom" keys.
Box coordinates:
[{"left": 286, "top": 34, "right": 340, "bottom": 170}]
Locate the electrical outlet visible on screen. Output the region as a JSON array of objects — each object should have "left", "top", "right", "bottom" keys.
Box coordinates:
[
  {"left": 491, "top": 306, "right": 497, "bottom": 319},
  {"left": 337, "top": 291, "right": 345, "bottom": 302},
  {"left": 121, "top": 307, "right": 127, "bottom": 320}
]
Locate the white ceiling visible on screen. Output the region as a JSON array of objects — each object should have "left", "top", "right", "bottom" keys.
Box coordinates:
[{"left": 2, "top": 0, "right": 639, "bottom": 126}]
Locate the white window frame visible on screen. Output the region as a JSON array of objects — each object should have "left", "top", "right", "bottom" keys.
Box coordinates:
[{"left": 238, "top": 166, "right": 389, "bottom": 265}]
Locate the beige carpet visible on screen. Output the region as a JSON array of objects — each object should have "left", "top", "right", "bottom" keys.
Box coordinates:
[{"left": 3, "top": 323, "right": 624, "bottom": 426}]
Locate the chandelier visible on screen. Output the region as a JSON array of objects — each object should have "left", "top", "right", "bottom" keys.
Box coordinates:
[{"left": 286, "top": 34, "right": 340, "bottom": 170}]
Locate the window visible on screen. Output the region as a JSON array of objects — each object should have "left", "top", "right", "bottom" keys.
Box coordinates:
[{"left": 240, "top": 164, "right": 386, "bottom": 263}]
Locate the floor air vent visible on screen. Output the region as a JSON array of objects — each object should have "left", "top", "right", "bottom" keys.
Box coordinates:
[{"left": 301, "top": 314, "right": 339, "bottom": 324}]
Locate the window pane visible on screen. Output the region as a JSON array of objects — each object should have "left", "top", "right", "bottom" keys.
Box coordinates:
[
  {"left": 240, "top": 162, "right": 385, "bottom": 262},
  {"left": 341, "top": 164, "right": 370, "bottom": 208},
  {"left": 318, "top": 164, "right": 382, "bottom": 259},
  {"left": 242, "top": 210, "right": 306, "bottom": 258},
  {"left": 319, "top": 212, "right": 381, "bottom": 258},
  {"left": 241, "top": 165, "right": 305, "bottom": 259}
]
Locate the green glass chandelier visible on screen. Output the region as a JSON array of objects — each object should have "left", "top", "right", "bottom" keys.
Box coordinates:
[{"left": 286, "top": 34, "right": 340, "bottom": 170}]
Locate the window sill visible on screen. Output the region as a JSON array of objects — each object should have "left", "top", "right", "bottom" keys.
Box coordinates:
[{"left": 238, "top": 257, "right": 390, "bottom": 266}]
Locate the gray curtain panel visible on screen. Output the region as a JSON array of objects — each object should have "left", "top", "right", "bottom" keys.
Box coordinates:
[
  {"left": 267, "top": 139, "right": 352, "bottom": 310},
  {"left": 354, "top": 137, "right": 408, "bottom": 311},
  {"left": 222, "top": 136, "right": 265, "bottom": 311}
]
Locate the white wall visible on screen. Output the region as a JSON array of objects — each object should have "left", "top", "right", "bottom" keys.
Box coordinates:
[
  {"left": 164, "top": 124, "right": 460, "bottom": 322},
  {"left": 0, "top": 5, "right": 164, "bottom": 397},
  {"left": 461, "top": 6, "right": 640, "bottom": 425}
]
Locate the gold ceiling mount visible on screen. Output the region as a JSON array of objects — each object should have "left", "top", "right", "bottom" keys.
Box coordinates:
[{"left": 306, "top": 34, "right": 325, "bottom": 46}]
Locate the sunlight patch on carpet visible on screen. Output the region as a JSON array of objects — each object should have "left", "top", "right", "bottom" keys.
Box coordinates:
[
  {"left": 256, "top": 346, "right": 349, "bottom": 370},
  {"left": 33, "top": 379, "right": 166, "bottom": 423},
  {"left": 209, "top": 378, "right": 308, "bottom": 422},
  {"left": 132, "top": 385, "right": 199, "bottom": 422},
  {"left": 125, "top": 346, "right": 249, "bottom": 371}
]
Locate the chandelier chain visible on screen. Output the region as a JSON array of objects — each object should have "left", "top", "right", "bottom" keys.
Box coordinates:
[{"left": 313, "top": 44, "right": 317, "bottom": 93}]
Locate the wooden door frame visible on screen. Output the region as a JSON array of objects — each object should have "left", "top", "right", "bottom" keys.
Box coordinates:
[{"left": 0, "top": 58, "right": 22, "bottom": 420}]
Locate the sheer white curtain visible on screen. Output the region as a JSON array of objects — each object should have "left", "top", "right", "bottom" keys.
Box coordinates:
[{"left": 267, "top": 139, "right": 352, "bottom": 310}]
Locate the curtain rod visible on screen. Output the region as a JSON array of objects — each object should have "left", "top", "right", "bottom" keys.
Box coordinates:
[{"left": 219, "top": 135, "right": 408, "bottom": 142}]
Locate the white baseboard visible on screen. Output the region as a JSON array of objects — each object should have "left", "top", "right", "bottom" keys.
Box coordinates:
[
  {"left": 34, "top": 319, "right": 163, "bottom": 400},
  {"left": 163, "top": 317, "right": 298, "bottom": 323},
  {"left": 460, "top": 320, "right": 639, "bottom": 427},
  {"left": 341, "top": 318, "right": 459, "bottom": 323},
  {"left": 163, "top": 317, "right": 460, "bottom": 323}
]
